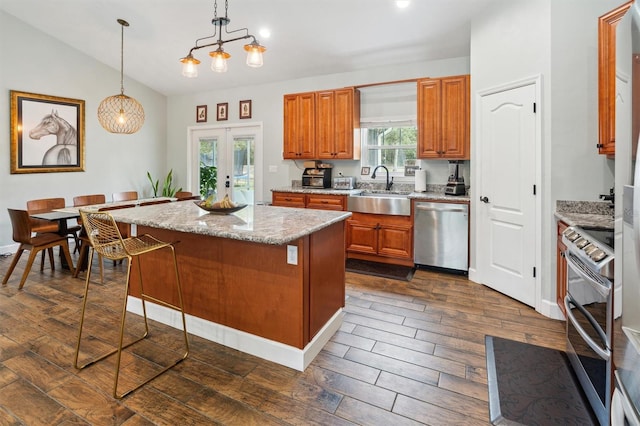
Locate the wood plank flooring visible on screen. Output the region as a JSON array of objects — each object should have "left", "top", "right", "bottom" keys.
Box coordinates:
[{"left": 0, "top": 252, "right": 565, "bottom": 425}]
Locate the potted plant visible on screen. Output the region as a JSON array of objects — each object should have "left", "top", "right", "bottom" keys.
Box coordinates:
[{"left": 147, "top": 169, "right": 182, "bottom": 197}]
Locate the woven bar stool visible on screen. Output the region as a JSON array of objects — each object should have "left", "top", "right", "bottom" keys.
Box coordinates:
[{"left": 73, "top": 210, "right": 189, "bottom": 399}]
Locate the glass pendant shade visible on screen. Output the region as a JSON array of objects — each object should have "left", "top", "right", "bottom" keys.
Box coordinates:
[
  {"left": 210, "top": 49, "right": 230, "bottom": 73},
  {"left": 97, "top": 94, "right": 145, "bottom": 134},
  {"left": 244, "top": 42, "right": 266, "bottom": 68},
  {"left": 181, "top": 55, "right": 201, "bottom": 78}
]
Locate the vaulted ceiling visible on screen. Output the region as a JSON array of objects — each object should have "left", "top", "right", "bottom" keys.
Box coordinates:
[{"left": 0, "top": 0, "right": 498, "bottom": 96}]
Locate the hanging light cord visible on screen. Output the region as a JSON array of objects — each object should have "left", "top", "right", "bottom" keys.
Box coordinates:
[{"left": 117, "top": 19, "right": 129, "bottom": 96}]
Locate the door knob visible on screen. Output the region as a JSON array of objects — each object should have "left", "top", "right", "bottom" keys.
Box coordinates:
[{"left": 480, "top": 196, "right": 489, "bottom": 203}]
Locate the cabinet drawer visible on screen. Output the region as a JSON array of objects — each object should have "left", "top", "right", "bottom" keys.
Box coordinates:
[
  {"left": 306, "top": 195, "right": 346, "bottom": 211},
  {"left": 272, "top": 192, "right": 306, "bottom": 208}
]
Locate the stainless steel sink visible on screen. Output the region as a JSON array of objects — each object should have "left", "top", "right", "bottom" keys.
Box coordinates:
[{"left": 347, "top": 192, "right": 411, "bottom": 216}]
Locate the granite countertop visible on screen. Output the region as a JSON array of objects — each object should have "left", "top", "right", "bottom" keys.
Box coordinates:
[
  {"left": 272, "top": 187, "right": 471, "bottom": 202},
  {"left": 554, "top": 200, "right": 614, "bottom": 230},
  {"left": 104, "top": 200, "right": 352, "bottom": 245}
]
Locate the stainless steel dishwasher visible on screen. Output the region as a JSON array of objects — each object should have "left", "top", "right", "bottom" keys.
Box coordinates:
[{"left": 414, "top": 201, "right": 469, "bottom": 272}]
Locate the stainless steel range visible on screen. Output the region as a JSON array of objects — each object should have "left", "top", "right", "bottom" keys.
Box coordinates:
[{"left": 562, "top": 225, "right": 615, "bottom": 426}]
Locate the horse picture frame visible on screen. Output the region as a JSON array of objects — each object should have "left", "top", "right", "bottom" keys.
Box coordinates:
[{"left": 10, "top": 90, "right": 85, "bottom": 174}]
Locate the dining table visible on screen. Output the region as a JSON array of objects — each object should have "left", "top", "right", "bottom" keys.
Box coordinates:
[{"left": 30, "top": 210, "right": 81, "bottom": 270}]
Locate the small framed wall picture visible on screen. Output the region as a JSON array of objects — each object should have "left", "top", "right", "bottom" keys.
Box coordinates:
[
  {"left": 361, "top": 166, "right": 370, "bottom": 176},
  {"left": 196, "top": 105, "right": 207, "bottom": 123},
  {"left": 239, "top": 100, "right": 252, "bottom": 119},
  {"left": 217, "top": 103, "right": 228, "bottom": 121}
]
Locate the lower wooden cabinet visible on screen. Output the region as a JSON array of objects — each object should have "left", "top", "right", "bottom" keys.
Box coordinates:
[
  {"left": 557, "top": 221, "right": 568, "bottom": 317},
  {"left": 272, "top": 192, "right": 347, "bottom": 211},
  {"left": 272, "top": 192, "right": 305, "bottom": 208},
  {"left": 346, "top": 212, "right": 413, "bottom": 266}
]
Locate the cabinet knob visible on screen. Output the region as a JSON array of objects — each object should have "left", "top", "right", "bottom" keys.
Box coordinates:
[{"left": 479, "top": 196, "right": 489, "bottom": 203}]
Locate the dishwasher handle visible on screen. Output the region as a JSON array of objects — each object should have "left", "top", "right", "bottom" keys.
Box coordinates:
[{"left": 415, "top": 204, "right": 468, "bottom": 213}]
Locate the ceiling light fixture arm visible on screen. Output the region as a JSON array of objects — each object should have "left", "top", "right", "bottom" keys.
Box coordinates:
[{"left": 180, "top": 0, "right": 266, "bottom": 77}]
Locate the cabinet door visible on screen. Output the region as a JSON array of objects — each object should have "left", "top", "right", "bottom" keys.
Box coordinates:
[
  {"left": 346, "top": 220, "right": 378, "bottom": 254},
  {"left": 333, "top": 88, "right": 359, "bottom": 159},
  {"left": 316, "top": 88, "right": 360, "bottom": 160},
  {"left": 272, "top": 192, "right": 306, "bottom": 208},
  {"left": 378, "top": 224, "right": 413, "bottom": 260},
  {"left": 283, "top": 93, "right": 316, "bottom": 159},
  {"left": 283, "top": 95, "right": 300, "bottom": 159},
  {"left": 441, "top": 75, "right": 470, "bottom": 159},
  {"left": 417, "top": 79, "right": 442, "bottom": 158},
  {"left": 316, "top": 90, "right": 335, "bottom": 159},
  {"left": 598, "top": 2, "right": 632, "bottom": 156},
  {"left": 306, "top": 194, "right": 346, "bottom": 211}
]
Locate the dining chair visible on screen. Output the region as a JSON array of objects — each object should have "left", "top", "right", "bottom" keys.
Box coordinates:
[
  {"left": 175, "top": 191, "right": 192, "bottom": 199},
  {"left": 74, "top": 210, "right": 189, "bottom": 398},
  {"left": 175, "top": 191, "right": 201, "bottom": 201},
  {"left": 27, "top": 197, "right": 81, "bottom": 264},
  {"left": 112, "top": 191, "right": 138, "bottom": 202},
  {"left": 2, "top": 209, "right": 75, "bottom": 289},
  {"left": 72, "top": 194, "right": 107, "bottom": 280}
]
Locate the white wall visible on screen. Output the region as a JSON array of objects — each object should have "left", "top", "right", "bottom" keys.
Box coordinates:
[
  {"left": 0, "top": 11, "right": 167, "bottom": 249},
  {"left": 470, "top": 0, "right": 620, "bottom": 307},
  {"left": 166, "top": 57, "right": 471, "bottom": 203}
]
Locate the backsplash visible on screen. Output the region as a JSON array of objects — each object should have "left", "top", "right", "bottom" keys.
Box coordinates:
[
  {"left": 292, "top": 180, "right": 456, "bottom": 194},
  {"left": 556, "top": 200, "right": 614, "bottom": 216}
]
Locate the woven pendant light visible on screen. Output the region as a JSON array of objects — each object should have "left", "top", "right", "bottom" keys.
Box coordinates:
[{"left": 97, "top": 19, "right": 145, "bottom": 134}]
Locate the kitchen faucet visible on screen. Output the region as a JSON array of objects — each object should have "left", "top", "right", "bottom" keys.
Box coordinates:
[{"left": 372, "top": 165, "right": 393, "bottom": 191}]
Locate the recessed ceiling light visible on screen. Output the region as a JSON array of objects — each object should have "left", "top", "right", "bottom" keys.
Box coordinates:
[
  {"left": 396, "top": 0, "right": 410, "bottom": 8},
  {"left": 259, "top": 28, "right": 271, "bottom": 39}
]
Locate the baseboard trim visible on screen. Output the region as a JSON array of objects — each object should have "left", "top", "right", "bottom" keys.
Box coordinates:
[{"left": 126, "top": 296, "right": 343, "bottom": 371}]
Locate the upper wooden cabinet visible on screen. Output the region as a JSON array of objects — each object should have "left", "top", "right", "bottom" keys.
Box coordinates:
[
  {"left": 598, "top": 1, "right": 632, "bottom": 156},
  {"left": 283, "top": 92, "right": 316, "bottom": 159},
  {"left": 283, "top": 88, "right": 361, "bottom": 160},
  {"left": 417, "top": 75, "right": 470, "bottom": 159},
  {"left": 316, "top": 88, "right": 361, "bottom": 160}
]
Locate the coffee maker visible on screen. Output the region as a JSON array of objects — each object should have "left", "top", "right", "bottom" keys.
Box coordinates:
[{"left": 445, "top": 161, "right": 466, "bottom": 196}]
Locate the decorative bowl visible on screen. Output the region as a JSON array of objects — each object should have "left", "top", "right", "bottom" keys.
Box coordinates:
[{"left": 194, "top": 201, "right": 247, "bottom": 214}]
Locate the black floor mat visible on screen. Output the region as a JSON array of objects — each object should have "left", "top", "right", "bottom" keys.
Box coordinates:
[
  {"left": 485, "top": 335, "right": 597, "bottom": 425},
  {"left": 345, "top": 259, "right": 415, "bottom": 281}
]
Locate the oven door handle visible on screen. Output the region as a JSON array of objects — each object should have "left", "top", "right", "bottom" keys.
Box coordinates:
[
  {"left": 565, "top": 252, "right": 611, "bottom": 297},
  {"left": 564, "top": 294, "right": 611, "bottom": 360}
]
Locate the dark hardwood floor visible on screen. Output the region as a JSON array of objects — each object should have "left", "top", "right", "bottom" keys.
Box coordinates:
[{"left": 0, "top": 251, "right": 565, "bottom": 425}]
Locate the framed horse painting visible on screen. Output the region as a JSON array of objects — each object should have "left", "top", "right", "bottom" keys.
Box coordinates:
[{"left": 10, "top": 90, "right": 85, "bottom": 174}]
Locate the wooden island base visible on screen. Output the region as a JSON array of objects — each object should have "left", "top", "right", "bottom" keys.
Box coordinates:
[{"left": 126, "top": 221, "right": 346, "bottom": 371}]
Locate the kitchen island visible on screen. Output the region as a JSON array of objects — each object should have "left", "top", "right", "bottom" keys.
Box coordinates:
[{"left": 104, "top": 200, "right": 351, "bottom": 370}]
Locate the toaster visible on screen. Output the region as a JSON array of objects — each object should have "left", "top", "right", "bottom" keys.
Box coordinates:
[{"left": 332, "top": 176, "right": 356, "bottom": 190}]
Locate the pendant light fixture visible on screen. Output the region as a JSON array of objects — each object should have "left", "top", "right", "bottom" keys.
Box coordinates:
[
  {"left": 97, "top": 19, "right": 145, "bottom": 134},
  {"left": 180, "top": 0, "right": 266, "bottom": 77}
]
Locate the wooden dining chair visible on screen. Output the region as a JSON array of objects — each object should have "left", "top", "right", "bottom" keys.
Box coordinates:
[
  {"left": 27, "top": 197, "right": 81, "bottom": 264},
  {"left": 112, "top": 191, "right": 138, "bottom": 202},
  {"left": 2, "top": 209, "right": 75, "bottom": 289},
  {"left": 71, "top": 195, "right": 107, "bottom": 279},
  {"left": 175, "top": 191, "right": 201, "bottom": 201}
]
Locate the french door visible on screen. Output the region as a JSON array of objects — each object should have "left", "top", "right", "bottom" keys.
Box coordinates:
[{"left": 188, "top": 124, "right": 263, "bottom": 204}]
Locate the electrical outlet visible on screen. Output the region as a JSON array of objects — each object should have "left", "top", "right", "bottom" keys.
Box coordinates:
[
  {"left": 269, "top": 165, "right": 278, "bottom": 173},
  {"left": 287, "top": 245, "right": 298, "bottom": 265}
]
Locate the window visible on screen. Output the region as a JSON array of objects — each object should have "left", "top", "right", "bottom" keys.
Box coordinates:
[
  {"left": 361, "top": 124, "right": 417, "bottom": 176},
  {"left": 358, "top": 82, "right": 417, "bottom": 177}
]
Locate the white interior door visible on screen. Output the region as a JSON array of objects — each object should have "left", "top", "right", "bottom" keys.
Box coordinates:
[
  {"left": 188, "top": 124, "right": 263, "bottom": 204},
  {"left": 478, "top": 82, "right": 537, "bottom": 307}
]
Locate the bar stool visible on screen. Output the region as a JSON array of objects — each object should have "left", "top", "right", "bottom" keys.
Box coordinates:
[{"left": 73, "top": 210, "right": 189, "bottom": 399}]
